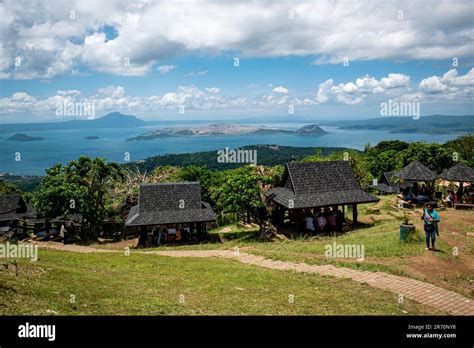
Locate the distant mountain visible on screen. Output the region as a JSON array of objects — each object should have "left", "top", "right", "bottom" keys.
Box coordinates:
[
  {"left": 126, "top": 124, "right": 327, "bottom": 141},
  {"left": 6, "top": 133, "right": 45, "bottom": 142},
  {"left": 295, "top": 124, "right": 328, "bottom": 135},
  {"left": 323, "top": 115, "right": 474, "bottom": 134},
  {"left": 0, "top": 112, "right": 146, "bottom": 133}
]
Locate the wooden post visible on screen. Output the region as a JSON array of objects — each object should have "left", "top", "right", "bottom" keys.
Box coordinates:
[
  {"left": 197, "top": 222, "right": 202, "bottom": 239},
  {"left": 294, "top": 209, "right": 300, "bottom": 233},
  {"left": 352, "top": 204, "right": 358, "bottom": 227},
  {"left": 138, "top": 226, "right": 147, "bottom": 246}
]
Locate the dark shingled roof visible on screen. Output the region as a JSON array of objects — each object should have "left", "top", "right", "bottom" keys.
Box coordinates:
[
  {"left": 395, "top": 160, "right": 437, "bottom": 181},
  {"left": 383, "top": 171, "right": 395, "bottom": 184},
  {"left": 125, "top": 182, "right": 216, "bottom": 226},
  {"left": 0, "top": 194, "right": 28, "bottom": 221},
  {"left": 369, "top": 171, "right": 400, "bottom": 193},
  {"left": 439, "top": 162, "right": 474, "bottom": 183},
  {"left": 369, "top": 183, "right": 399, "bottom": 194},
  {"left": 266, "top": 161, "right": 379, "bottom": 209}
]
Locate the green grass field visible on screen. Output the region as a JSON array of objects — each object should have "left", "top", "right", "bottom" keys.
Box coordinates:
[
  {"left": 137, "top": 196, "right": 473, "bottom": 297},
  {"left": 0, "top": 248, "right": 437, "bottom": 315},
  {"left": 1, "top": 196, "right": 471, "bottom": 315}
]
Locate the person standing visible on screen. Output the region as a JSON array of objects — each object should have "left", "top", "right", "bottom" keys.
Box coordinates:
[
  {"left": 304, "top": 211, "right": 316, "bottom": 234},
  {"left": 421, "top": 203, "right": 440, "bottom": 251},
  {"left": 60, "top": 223, "right": 67, "bottom": 244}
]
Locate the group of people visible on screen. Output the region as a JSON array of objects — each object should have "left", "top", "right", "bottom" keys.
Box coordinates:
[
  {"left": 444, "top": 187, "right": 473, "bottom": 208},
  {"left": 33, "top": 221, "right": 68, "bottom": 241},
  {"left": 303, "top": 207, "right": 346, "bottom": 234},
  {"left": 137, "top": 225, "right": 192, "bottom": 247},
  {"left": 402, "top": 183, "right": 433, "bottom": 205}
]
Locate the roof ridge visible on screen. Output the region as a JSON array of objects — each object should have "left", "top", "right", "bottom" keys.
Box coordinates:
[{"left": 140, "top": 181, "right": 199, "bottom": 187}]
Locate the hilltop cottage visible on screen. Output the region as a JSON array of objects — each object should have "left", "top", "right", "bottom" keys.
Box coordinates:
[
  {"left": 369, "top": 171, "right": 400, "bottom": 194},
  {"left": 125, "top": 182, "right": 216, "bottom": 246},
  {"left": 265, "top": 161, "right": 379, "bottom": 231},
  {"left": 0, "top": 194, "right": 37, "bottom": 234}
]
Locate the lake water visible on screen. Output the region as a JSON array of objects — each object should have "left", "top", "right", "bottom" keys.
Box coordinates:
[{"left": 0, "top": 123, "right": 462, "bottom": 176}]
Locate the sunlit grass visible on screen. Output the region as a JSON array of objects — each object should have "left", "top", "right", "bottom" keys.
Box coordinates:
[{"left": 0, "top": 249, "right": 438, "bottom": 315}]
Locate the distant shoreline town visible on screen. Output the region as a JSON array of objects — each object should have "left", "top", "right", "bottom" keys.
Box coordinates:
[{"left": 0, "top": 112, "right": 473, "bottom": 135}]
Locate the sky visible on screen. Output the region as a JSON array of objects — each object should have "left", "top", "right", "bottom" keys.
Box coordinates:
[{"left": 0, "top": 0, "right": 473, "bottom": 123}]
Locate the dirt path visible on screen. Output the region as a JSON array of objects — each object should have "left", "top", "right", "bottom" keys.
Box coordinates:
[
  {"left": 32, "top": 241, "right": 474, "bottom": 315},
  {"left": 30, "top": 241, "right": 118, "bottom": 253}
]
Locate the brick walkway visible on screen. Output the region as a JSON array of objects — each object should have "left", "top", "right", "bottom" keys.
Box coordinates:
[
  {"left": 147, "top": 249, "right": 474, "bottom": 315},
  {"left": 33, "top": 242, "right": 474, "bottom": 315}
]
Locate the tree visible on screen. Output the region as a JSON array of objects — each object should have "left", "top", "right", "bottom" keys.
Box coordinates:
[
  {"left": 32, "top": 164, "right": 87, "bottom": 220},
  {"left": 445, "top": 134, "right": 474, "bottom": 167},
  {"left": 65, "top": 157, "right": 123, "bottom": 238},
  {"left": 210, "top": 166, "right": 268, "bottom": 225},
  {"left": 364, "top": 141, "right": 409, "bottom": 178},
  {"left": 367, "top": 150, "right": 399, "bottom": 179},
  {"left": 395, "top": 142, "right": 455, "bottom": 173},
  {"left": 177, "top": 165, "right": 216, "bottom": 202},
  {"left": 0, "top": 181, "right": 21, "bottom": 195},
  {"left": 367, "top": 140, "right": 409, "bottom": 154},
  {"left": 303, "top": 150, "right": 373, "bottom": 188},
  {"left": 32, "top": 157, "right": 123, "bottom": 239}
]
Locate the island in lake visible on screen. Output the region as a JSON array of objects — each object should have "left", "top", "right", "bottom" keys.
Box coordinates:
[
  {"left": 126, "top": 124, "right": 327, "bottom": 141},
  {"left": 6, "top": 133, "right": 45, "bottom": 142}
]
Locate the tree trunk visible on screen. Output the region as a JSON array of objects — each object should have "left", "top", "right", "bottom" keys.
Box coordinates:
[{"left": 254, "top": 166, "right": 287, "bottom": 240}]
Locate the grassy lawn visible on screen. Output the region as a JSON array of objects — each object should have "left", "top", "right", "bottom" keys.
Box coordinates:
[
  {"left": 0, "top": 248, "right": 439, "bottom": 315},
  {"left": 128, "top": 196, "right": 473, "bottom": 297},
  {"left": 10, "top": 195, "right": 469, "bottom": 316}
]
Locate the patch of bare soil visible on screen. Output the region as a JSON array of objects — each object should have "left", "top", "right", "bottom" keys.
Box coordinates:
[
  {"left": 29, "top": 241, "right": 117, "bottom": 253},
  {"left": 90, "top": 238, "right": 139, "bottom": 250},
  {"left": 386, "top": 210, "right": 474, "bottom": 298}
]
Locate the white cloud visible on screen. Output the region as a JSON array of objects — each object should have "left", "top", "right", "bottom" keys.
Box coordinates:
[
  {"left": 419, "top": 76, "right": 447, "bottom": 93},
  {"left": 380, "top": 74, "right": 411, "bottom": 89},
  {"left": 185, "top": 69, "right": 208, "bottom": 77},
  {"left": 157, "top": 65, "right": 177, "bottom": 74},
  {"left": 97, "top": 85, "right": 126, "bottom": 98},
  {"left": 1, "top": 0, "right": 473, "bottom": 78},
  {"left": 315, "top": 73, "right": 410, "bottom": 105},
  {"left": 57, "top": 90, "right": 82, "bottom": 96},
  {"left": 1, "top": 68, "right": 473, "bottom": 120},
  {"left": 205, "top": 87, "right": 220, "bottom": 93},
  {"left": 419, "top": 68, "right": 474, "bottom": 94},
  {"left": 413, "top": 68, "right": 474, "bottom": 102},
  {"left": 342, "top": 82, "right": 358, "bottom": 93},
  {"left": 272, "top": 86, "right": 289, "bottom": 94}
]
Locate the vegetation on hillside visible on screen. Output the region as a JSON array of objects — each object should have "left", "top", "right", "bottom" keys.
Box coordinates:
[
  {"left": 1, "top": 135, "right": 471, "bottom": 241},
  {"left": 32, "top": 157, "right": 123, "bottom": 239},
  {"left": 124, "top": 145, "right": 353, "bottom": 171}
]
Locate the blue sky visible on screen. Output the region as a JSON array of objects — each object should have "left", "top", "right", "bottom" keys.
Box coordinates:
[{"left": 0, "top": 0, "right": 473, "bottom": 122}]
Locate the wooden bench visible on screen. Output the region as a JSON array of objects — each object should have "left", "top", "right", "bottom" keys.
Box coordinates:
[{"left": 454, "top": 203, "right": 474, "bottom": 210}]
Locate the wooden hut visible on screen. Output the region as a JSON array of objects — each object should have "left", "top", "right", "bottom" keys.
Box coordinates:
[
  {"left": 439, "top": 162, "right": 474, "bottom": 209},
  {"left": 396, "top": 160, "right": 437, "bottom": 182},
  {"left": 0, "top": 194, "right": 31, "bottom": 233},
  {"left": 265, "top": 161, "right": 379, "bottom": 230},
  {"left": 125, "top": 182, "right": 216, "bottom": 244},
  {"left": 369, "top": 171, "right": 400, "bottom": 194}
]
